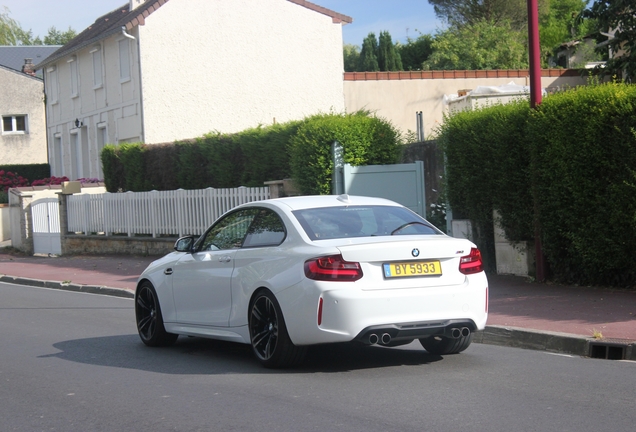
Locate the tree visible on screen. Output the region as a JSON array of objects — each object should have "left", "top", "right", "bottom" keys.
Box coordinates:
[
  {"left": 585, "top": 0, "right": 636, "bottom": 80},
  {"left": 378, "top": 31, "right": 403, "bottom": 71},
  {"left": 343, "top": 44, "right": 360, "bottom": 72},
  {"left": 0, "top": 6, "right": 31, "bottom": 45},
  {"left": 540, "top": 0, "right": 594, "bottom": 62},
  {"left": 427, "top": 0, "right": 541, "bottom": 30},
  {"left": 398, "top": 33, "right": 434, "bottom": 71},
  {"left": 423, "top": 19, "right": 528, "bottom": 70},
  {"left": 1, "top": 7, "right": 76, "bottom": 46},
  {"left": 357, "top": 32, "right": 379, "bottom": 71},
  {"left": 43, "top": 26, "right": 77, "bottom": 45}
]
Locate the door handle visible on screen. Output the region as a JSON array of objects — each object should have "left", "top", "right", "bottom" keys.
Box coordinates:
[
  {"left": 164, "top": 268, "right": 173, "bottom": 275},
  {"left": 218, "top": 255, "right": 231, "bottom": 263}
]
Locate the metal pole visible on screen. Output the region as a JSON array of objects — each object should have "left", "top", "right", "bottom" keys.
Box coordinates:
[
  {"left": 332, "top": 141, "right": 344, "bottom": 195},
  {"left": 528, "top": 0, "right": 546, "bottom": 281}
]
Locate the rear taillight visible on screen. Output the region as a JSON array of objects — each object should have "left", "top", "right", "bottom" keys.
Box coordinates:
[
  {"left": 304, "top": 254, "right": 363, "bottom": 281},
  {"left": 459, "top": 248, "right": 483, "bottom": 275}
]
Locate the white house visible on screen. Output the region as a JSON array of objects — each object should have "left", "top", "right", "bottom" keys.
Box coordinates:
[
  {"left": 36, "top": 0, "right": 351, "bottom": 180},
  {"left": 0, "top": 63, "right": 47, "bottom": 165}
]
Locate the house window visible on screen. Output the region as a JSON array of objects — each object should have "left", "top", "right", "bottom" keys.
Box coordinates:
[
  {"left": 68, "top": 56, "right": 79, "bottom": 97},
  {"left": 119, "top": 39, "right": 131, "bottom": 81},
  {"left": 52, "top": 134, "right": 64, "bottom": 177},
  {"left": 47, "top": 66, "right": 58, "bottom": 104},
  {"left": 2, "top": 115, "right": 27, "bottom": 134},
  {"left": 91, "top": 46, "right": 103, "bottom": 88}
]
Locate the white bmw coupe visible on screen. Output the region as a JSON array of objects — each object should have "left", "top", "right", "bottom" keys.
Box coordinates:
[{"left": 135, "top": 195, "right": 488, "bottom": 367}]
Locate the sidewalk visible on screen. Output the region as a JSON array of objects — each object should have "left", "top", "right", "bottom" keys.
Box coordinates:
[{"left": 1, "top": 245, "right": 634, "bottom": 359}]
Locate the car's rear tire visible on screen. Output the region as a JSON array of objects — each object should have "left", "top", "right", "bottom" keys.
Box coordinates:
[
  {"left": 249, "top": 289, "right": 306, "bottom": 368},
  {"left": 135, "top": 281, "right": 178, "bottom": 347},
  {"left": 419, "top": 333, "right": 473, "bottom": 355}
]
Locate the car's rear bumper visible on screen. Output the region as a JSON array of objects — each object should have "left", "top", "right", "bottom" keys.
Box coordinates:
[
  {"left": 278, "top": 273, "right": 488, "bottom": 345},
  {"left": 353, "top": 318, "right": 477, "bottom": 346}
]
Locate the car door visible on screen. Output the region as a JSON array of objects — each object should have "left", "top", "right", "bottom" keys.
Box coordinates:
[{"left": 172, "top": 208, "right": 259, "bottom": 326}]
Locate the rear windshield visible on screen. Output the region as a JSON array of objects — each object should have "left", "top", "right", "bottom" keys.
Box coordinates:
[{"left": 293, "top": 205, "right": 442, "bottom": 240}]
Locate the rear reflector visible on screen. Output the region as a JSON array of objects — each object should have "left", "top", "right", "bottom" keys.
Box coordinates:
[
  {"left": 317, "top": 297, "right": 324, "bottom": 325},
  {"left": 305, "top": 254, "right": 363, "bottom": 281},
  {"left": 459, "top": 248, "right": 483, "bottom": 274}
]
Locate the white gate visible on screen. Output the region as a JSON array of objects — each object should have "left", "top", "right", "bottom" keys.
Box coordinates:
[{"left": 32, "top": 198, "right": 62, "bottom": 255}]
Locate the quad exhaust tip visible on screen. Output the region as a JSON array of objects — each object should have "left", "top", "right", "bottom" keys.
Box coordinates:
[
  {"left": 367, "top": 333, "right": 392, "bottom": 345},
  {"left": 451, "top": 327, "right": 471, "bottom": 339},
  {"left": 367, "top": 327, "right": 470, "bottom": 345}
]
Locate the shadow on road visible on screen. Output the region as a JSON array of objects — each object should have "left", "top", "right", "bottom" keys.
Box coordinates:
[{"left": 42, "top": 335, "right": 445, "bottom": 374}]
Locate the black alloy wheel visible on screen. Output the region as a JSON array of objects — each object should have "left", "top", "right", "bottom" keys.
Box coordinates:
[
  {"left": 135, "top": 281, "right": 178, "bottom": 347},
  {"left": 249, "top": 290, "right": 306, "bottom": 368}
]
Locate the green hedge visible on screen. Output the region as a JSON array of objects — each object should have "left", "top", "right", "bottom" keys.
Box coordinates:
[
  {"left": 439, "top": 82, "right": 636, "bottom": 286},
  {"left": 528, "top": 83, "right": 636, "bottom": 286},
  {"left": 289, "top": 112, "right": 401, "bottom": 195},
  {"left": 439, "top": 100, "right": 533, "bottom": 273},
  {"left": 101, "top": 113, "right": 401, "bottom": 195},
  {"left": 0, "top": 163, "right": 50, "bottom": 183}
]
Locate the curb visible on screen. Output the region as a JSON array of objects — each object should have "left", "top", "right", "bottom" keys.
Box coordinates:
[
  {"left": 2, "top": 274, "right": 634, "bottom": 361},
  {"left": 475, "top": 325, "right": 636, "bottom": 361},
  {"left": 0, "top": 275, "right": 134, "bottom": 299}
]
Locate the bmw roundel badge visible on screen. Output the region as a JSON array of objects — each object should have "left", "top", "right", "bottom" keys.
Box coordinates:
[{"left": 412, "top": 248, "right": 420, "bottom": 257}]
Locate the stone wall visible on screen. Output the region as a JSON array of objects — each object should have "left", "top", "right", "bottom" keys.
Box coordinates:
[{"left": 62, "top": 234, "right": 175, "bottom": 256}]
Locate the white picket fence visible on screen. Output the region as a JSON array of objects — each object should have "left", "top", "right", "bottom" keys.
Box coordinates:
[{"left": 67, "top": 187, "right": 270, "bottom": 237}]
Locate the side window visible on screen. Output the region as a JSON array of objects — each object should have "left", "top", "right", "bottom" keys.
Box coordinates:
[
  {"left": 2, "top": 115, "right": 27, "bottom": 134},
  {"left": 198, "top": 209, "right": 258, "bottom": 251},
  {"left": 242, "top": 209, "right": 286, "bottom": 248}
]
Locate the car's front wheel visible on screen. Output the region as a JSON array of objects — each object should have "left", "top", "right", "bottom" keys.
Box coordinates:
[
  {"left": 419, "top": 333, "right": 473, "bottom": 355},
  {"left": 248, "top": 289, "right": 306, "bottom": 368},
  {"left": 135, "top": 281, "right": 178, "bottom": 347}
]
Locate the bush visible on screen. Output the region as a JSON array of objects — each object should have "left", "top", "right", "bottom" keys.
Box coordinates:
[
  {"left": 101, "top": 145, "right": 125, "bottom": 192},
  {"left": 289, "top": 112, "right": 401, "bottom": 195},
  {"left": 528, "top": 83, "right": 636, "bottom": 286},
  {"left": 0, "top": 164, "right": 50, "bottom": 184},
  {"left": 439, "top": 82, "right": 636, "bottom": 287},
  {"left": 0, "top": 170, "right": 30, "bottom": 192}
]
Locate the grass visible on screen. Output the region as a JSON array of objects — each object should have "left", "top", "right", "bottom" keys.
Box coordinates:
[{"left": 591, "top": 328, "right": 603, "bottom": 339}]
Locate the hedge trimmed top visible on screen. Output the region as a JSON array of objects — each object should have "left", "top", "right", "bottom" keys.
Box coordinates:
[{"left": 101, "top": 111, "right": 403, "bottom": 195}]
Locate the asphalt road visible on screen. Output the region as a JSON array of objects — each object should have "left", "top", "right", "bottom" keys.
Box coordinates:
[{"left": 1, "top": 281, "right": 635, "bottom": 432}]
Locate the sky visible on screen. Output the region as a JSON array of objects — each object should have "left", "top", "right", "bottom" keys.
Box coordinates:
[{"left": 1, "top": 0, "right": 444, "bottom": 46}]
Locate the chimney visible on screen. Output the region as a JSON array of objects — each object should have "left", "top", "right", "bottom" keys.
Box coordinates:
[
  {"left": 129, "top": 0, "right": 147, "bottom": 11},
  {"left": 22, "top": 58, "right": 36, "bottom": 76}
]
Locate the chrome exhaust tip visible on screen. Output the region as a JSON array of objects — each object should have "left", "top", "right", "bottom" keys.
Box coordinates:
[
  {"left": 368, "top": 334, "right": 379, "bottom": 345},
  {"left": 381, "top": 333, "right": 392, "bottom": 345}
]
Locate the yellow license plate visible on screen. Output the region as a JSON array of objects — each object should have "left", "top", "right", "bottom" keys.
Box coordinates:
[{"left": 383, "top": 261, "right": 442, "bottom": 278}]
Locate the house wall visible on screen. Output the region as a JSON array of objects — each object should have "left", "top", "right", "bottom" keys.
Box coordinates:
[
  {"left": 44, "top": 29, "right": 143, "bottom": 179},
  {"left": 343, "top": 70, "right": 589, "bottom": 138},
  {"left": 0, "top": 68, "right": 47, "bottom": 165},
  {"left": 138, "top": 0, "right": 346, "bottom": 142}
]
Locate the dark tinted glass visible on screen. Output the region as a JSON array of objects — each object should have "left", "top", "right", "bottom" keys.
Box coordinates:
[
  {"left": 293, "top": 205, "right": 441, "bottom": 240},
  {"left": 197, "top": 208, "right": 259, "bottom": 251},
  {"left": 242, "top": 208, "right": 286, "bottom": 247}
]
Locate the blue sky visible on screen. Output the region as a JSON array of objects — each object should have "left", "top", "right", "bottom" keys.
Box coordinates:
[{"left": 2, "top": 0, "right": 443, "bottom": 46}]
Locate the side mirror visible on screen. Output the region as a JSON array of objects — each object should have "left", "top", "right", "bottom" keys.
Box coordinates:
[{"left": 174, "top": 235, "right": 196, "bottom": 252}]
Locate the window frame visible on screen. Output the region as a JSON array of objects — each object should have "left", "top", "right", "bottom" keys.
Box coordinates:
[
  {"left": 1, "top": 115, "right": 28, "bottom": 134},
  {"left": 68, "top": 56, "right": 79, "bottom": 98},
  {"left": 47, "top": 66, "right": 59, "bottom": 104},
  {"left": 90, "top": 45, "right": 104, "bottom": 89},
  {"left": 118, "top": 38, "right": 131, "bottom": 82}
]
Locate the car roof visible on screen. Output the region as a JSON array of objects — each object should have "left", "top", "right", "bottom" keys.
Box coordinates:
[{"left": 264, "top": 194, "right": 400, "bottom": 211}]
